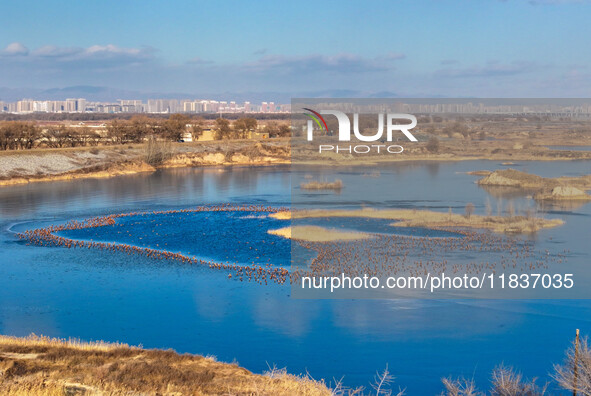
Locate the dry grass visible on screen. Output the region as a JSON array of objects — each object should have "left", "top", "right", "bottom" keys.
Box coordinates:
[
  {"left": 477, "top": 169, "right": 591, "bottom": 201},
  {"left": 0, "top": 334, "right": 331, "bottom": 396},
  {"left": 273, "top": 208, "right": 563, "bottom": 234},
  {"left": 300, "top": 179, "right": 343, "bottom": 191}
]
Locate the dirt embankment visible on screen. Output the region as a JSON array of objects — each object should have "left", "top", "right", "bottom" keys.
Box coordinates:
[
  {"left": 476, "top": 169, "right": 591, "bottom": 201},
  {"left": 0, "top": 334, "right": 330, "bottom": 396},
  {"left": 0, "top": 140, "right": 290, "bottom": 187}
]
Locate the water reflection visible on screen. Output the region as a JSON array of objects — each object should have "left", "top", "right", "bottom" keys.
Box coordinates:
[
  {"left": 0, "top": 161, "right": 590, "bottom": 393},
  {"left": 0, "top": 165, "right": 291, "bottom": 217}
]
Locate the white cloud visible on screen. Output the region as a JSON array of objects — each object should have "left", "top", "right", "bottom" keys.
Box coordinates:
[
  {"left": 245, "top": 52, "right": 401, "bottom": 74},
  {"left": 2, "top": 42, "right": 29, "bottom": 56},
  {"left": 1, "top": 43, "right": 156, "bottom": 71}
]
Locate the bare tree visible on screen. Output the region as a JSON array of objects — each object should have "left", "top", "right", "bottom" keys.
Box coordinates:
[
  {"left": 0, "top": 123, "right": 16, "bottom": 150},
  {"left": 45, "top": 125, "right": 72, "bottom": 148},
  {"left": 107, "top": 120, "right": 127, "bottom": 145},
  {"left": 17, "top": 122, "right": 41, "bottom": 149},
  {"left": 163, "top": 113, "right": 191, "bottom": 141},
  {"left": 129, "top": 115, "right": 157, "bottom": 142},
  {"left": 554, "top": 334, "right": 591, "bottom": 395},
  {"left": 190, "top": 117, "right": 205, "bottom": 141},
  {"left": 233, "top": 117, "right": 257, "bottom": 139},
  {"left": 214, "top": 118, "right": 232, "bottom": 140},
  {"left": 0, "top": 122, "right": 41, "bottom": 150}
]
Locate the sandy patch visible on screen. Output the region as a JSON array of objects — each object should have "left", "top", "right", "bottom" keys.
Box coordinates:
[{"left": 268, "top": 225, "right": 372, "bottom": 241}]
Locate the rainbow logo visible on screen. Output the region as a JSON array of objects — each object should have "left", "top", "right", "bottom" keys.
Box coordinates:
[{"left": 303, "top": 108, "right": 329, "bottom": 133}]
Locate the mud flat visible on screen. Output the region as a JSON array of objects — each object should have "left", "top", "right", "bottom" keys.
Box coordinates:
[
  {"left": 0, "top": 334, "right": 330, "bottom": 396},
  {"left": 475, "top": 169, "right": 591, "bottom": 201},
  {"left": 271, "top": 208, "right": 563, "bottom": 234}
]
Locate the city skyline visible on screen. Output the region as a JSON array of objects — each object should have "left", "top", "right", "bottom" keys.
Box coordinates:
[
  {"left": 1, "top": 0, "right": 591, "bottom": 98},
  {"left": 4, "top": 97, "right": 591, "bottom": 116},
  {"left": 0, "top": 98, "right": 289, "bottom": 114}
]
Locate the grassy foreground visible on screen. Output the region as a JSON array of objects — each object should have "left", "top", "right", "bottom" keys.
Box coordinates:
[{"left": 0, "top": 334, "right": 331, "bottom": 396}]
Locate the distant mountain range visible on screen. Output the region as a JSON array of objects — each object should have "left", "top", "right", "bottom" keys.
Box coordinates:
[{"left": 0, "top": 86, "right": 404, "bottom": 103}]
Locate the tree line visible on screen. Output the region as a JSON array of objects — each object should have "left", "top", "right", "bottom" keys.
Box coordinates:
[{"left": 0, "top": 114, "right": 291, "bottom": 150}]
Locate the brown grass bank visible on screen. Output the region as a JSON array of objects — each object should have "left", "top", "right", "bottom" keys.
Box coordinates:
[{"left": 0, "top": 334, "right": 331, "bottom": 396}]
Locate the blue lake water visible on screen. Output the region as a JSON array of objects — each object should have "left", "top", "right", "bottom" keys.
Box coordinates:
[{"left": 1, "top": 161, "right": 590, "bottom": 394}]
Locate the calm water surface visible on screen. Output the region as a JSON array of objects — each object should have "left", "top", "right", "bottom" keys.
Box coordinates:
[{"left": 1, "top": 161, "right": 590, "bottom": 394}]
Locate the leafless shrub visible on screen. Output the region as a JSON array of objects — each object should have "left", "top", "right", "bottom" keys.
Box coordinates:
[
  {"left": 143, "top": 137, "right": 173, "bottom": 166},
  {"left": 554, "top": 335, "right": 591, "bottom": 395},
  {"left": 490, "top": 364, "right": 547, "bottom": 396},
  {"left": 371, "top": 365, "right": 405, "bottom": 396},
  {"left": 441, "top": 376, "right": 480, "bottom": 396}
]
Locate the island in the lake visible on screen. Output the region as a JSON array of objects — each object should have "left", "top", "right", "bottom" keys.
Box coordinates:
[
  {"left": 271, "top": 207, "right": 564, "bottom": 236},
  {"left": 472, "top": 168, "right": 591, "bottom": 201}
]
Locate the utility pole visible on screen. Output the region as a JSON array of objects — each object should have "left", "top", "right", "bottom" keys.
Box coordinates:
[{"left": 574, "top": 328, "right": 580, "bottom": 396}]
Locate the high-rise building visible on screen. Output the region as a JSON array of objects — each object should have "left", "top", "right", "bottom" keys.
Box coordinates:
[{"left": 16, "top": 99, "right": 34, "bottom": 113}]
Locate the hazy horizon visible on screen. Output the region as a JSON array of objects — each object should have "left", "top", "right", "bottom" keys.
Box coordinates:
[{"left": 2, "top": 0, "right": 591, "bottom": 99}]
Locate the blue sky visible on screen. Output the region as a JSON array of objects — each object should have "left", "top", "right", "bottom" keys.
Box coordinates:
[{"left": 0, "top": 0, "right": 590, "bottom": 99}]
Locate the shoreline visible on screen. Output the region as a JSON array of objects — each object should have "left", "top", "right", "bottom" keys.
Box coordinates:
[
  {"left": 0, "top": 158, "right": 290, "bottom": 187},
  {"left": 2, "top": 152, "right": 591, "bottom": 188},
  {"left": 1, "top": 136, "right": 590, "bottom": 187}
]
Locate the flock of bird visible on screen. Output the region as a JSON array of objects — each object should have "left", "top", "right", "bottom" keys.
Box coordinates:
[
  {"left": 291, "top": 227, "right": 568, "bottom": 283},
  {"left": 17, "top": 204, "right": 290, "bottom": 285},
  {"left": 16, "top": 204, "right": 568, "bottom": 287}
]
